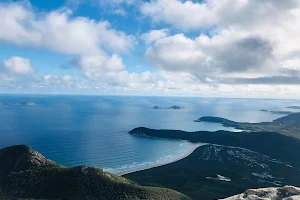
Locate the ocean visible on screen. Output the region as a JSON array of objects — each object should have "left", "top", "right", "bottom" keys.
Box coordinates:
[{"left": 0, "top": 94, "right": 298, "bottom": 174}]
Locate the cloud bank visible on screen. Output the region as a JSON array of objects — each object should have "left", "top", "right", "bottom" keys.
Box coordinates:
[{"left": 0, "top": 0, "right": 300, "bottom": 97}]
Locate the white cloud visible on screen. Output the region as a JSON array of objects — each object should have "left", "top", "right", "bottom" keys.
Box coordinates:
[
  {"left": 43, "top": 74, "right": 52, "bottom": 81},
  {"left": 0, "top": 2, "right": 135, "bottom": 55},
  {"left": 1, "top": 1, "right": 300, "bottom": 97},
  {"left": 75, "top": 54, "right": 125, "bottom": 72},
  {"left": 3, "top": 56, "right": 35, "bottom": 74},
  {"left": 62, "top": 74, "right": 73, "bottom": 85},
  {"left": 75, "top": 54, "right": 157, "bottom": 89},
  {"left": 141, "top": 0, "right": 217, "bottom": 30},
  {"left": 111, "top": 8, "right": 127, "bottom": 16},
  {"left": 99, "top": 0, "right": 137, "bottom": 6},
  {"left": 97, "top": 0, "right": 140, "bottom": 16},
  {"left": 0, "top": 2, "right": 156, "bottom": 93},
  {"left": 146, "top": 30, "right": 275, "bottom": 78},
  {"left": 142, "top": 0, "right": 300, "bottom": 87},
  {"left": 141, "top": 0, "right": 300, "bottom": 30},
  {"left": 73, "top": 53, "right": 156, "bottom": 91},
  {"left": 141, "top": 29, "right": 169, "bottom": 45}
]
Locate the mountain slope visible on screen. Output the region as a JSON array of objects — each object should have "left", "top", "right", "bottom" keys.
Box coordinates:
[
  {"left": 0, "top": 145, "right": 190, "bottom": 200},
  {"left": 125, "top": 144, "right": 300, "bottom": 200}
]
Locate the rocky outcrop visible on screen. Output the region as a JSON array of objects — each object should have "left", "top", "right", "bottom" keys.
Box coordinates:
[{"left": 223, "top": 186, "right": 300, "bottom": 200}]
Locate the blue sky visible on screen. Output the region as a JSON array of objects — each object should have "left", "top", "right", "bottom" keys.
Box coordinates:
[{"left": 1, "top": 0, "right": 300, "bottom": 98}]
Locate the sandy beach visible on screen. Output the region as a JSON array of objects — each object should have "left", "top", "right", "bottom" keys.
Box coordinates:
[{"left": 118, "top": 143, "right": 206, "bottom": 176}]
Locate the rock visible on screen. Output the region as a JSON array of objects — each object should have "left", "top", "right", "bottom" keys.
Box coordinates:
[{"left": 223, "top": 186, "right": 300, "bottom": 200}]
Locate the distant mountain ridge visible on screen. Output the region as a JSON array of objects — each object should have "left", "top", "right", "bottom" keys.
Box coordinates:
[{"left": 0, "top": 145, "right": 190, "bottom": 200}]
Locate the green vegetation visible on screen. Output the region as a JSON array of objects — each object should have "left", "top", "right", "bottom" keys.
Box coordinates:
[
  {"left": 125, "top": 116, "right": 300, "bottom": 199},
  {"left": 127, "top": 124, "right": 300, "bottom": 199},
  {"left": 125, "top": 113, "right": 300, "bottom": 199},
  {"left": 0, "top": 145, "right": 190, "bottom": 200},
  {"left": 125, "top": 144, "right": 300, "bottom": 199},
  {"left": 129, "top": 127, "right": 300, "bottom": 168},
  {"left": 195, "top": 112, "right": 300, "bottom": 139},
  {"left": 2, "top": 113, "right": 300, "bottom": 200}
]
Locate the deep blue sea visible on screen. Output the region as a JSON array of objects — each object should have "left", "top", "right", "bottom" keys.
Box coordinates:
[{"left": 0, "top": 94, "right": 299, "bottom": 174}]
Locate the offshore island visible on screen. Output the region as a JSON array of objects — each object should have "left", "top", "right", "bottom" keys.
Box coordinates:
[
  {"left": 153, "top": 105, "right": 186, "bottom": 109},
  {"left": 0, "top": 102, "right": 35, "bottom": 106}
]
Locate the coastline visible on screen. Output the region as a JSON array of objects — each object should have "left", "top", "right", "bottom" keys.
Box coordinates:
[{"left": 118, "top": 143, "right": 205, "bottom": 176}]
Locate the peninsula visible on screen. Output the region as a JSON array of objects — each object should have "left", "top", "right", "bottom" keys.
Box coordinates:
[
  {"left": 126, "top": 126, "right": 300, "bottom": 199},
  {"left": 195, "top": 112, "right": 300, "bottom": 139},
  {"left": 259, "top": 109, "right": 294, "bottom": 115},
  {"left": 287, "top": 106, "right": 300, "bottom": 109}
]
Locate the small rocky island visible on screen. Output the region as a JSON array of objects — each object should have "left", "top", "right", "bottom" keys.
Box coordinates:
[
  {"left": 0, "top": 102, "right": 35, "bottom": 106},
  {"left": 153, "top": 105, "right": 185, "bottom": 110}
]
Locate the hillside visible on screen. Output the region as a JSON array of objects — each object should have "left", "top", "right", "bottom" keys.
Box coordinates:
[
  {"left": 195, "top": 112, "right": 300, "bottom": 139},
  {"left": 129, "top": 127, "right": 300, "bottom": 168},
  {"left": 127, "top": 128, "right": 300, "bottom": 199},
  {"left": 125, "top": 144, "right": 300, "bottom": 199},
  {"left": 0, "top": 145, "right": 190, "bottom": 200}
]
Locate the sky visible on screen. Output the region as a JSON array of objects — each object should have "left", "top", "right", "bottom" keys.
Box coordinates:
[{"left": 0, "top": 0, "right": 300, "bottom": 98}]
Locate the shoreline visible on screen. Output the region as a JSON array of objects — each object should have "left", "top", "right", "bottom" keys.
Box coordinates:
[{"left": 118, "top": 143, "right": 205, "bottom": 176}]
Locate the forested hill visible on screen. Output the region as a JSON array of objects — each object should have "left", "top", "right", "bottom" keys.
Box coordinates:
[
  {"left": 129, "top": 127, "right": 300, "bottom": 168},
  {"left": 0, "top": 145, "right": 190, "bottom": 200}
]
